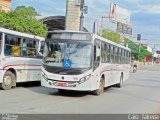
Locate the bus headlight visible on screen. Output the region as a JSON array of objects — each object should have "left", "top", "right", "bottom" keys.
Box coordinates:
[{"left": 79, "top": 74, "right": 91, "bottom": 84}]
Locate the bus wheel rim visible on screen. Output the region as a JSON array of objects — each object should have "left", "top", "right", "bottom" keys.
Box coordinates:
[{"left": 4, "top": 76, "right": 12, "bottom": 86}]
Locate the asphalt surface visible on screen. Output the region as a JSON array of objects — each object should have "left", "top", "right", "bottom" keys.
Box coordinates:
[{"left": 0, "top": 64, "right": 160, "bottom": 114}]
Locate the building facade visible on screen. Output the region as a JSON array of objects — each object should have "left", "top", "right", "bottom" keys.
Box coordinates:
[
  {"left": 65, "top": 0, "right": 81, "bottom": 31},
  {"left": 0, "top": 0, "right": 11, "bottom": 12}
]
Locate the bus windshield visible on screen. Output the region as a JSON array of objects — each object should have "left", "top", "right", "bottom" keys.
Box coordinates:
[
  {"left": 43, "top": 40, "right": 92, "bottom": 69},
  {"left": 0, "top": 33, "right": 2, "bottom": 53}
]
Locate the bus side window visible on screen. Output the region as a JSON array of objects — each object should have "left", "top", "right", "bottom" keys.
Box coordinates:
[
  {"left": 12, "top": 37, "right": 21, "bottom": 57},
  {"left": 4, "top": 34, "right": 21, "bottom": 57},
  {"left": 5, "top": 35, "right": 11, "bottom": 56},
  {"left": 106, "top": 44, "right": 110, "bottom": 63},
  {"left": 101, "top": 42, "right": 105, "bottom": 63},
  {"left": 25, "top": 39, "right": 37, "bottom": 58},
  {"left": 118, "top": 48, "right": 122, "bottom": 63},
  {"left": 110, "top": 45, "right": 114, "bottom": 63},
  {"left": 122, "top": 49, "right": 125, "bottom": 64},
  {"left": 22, "top": 38, "right": 27, "bottom": 57},
  {"left": 125, "top": 50, "right": 127, "bottom": 64},
  {"left": 101, "top": 42, "right": 109, "bottom": 63},
  {"left": 115, "top": 47, "right": 118, "bottom": 63},
  {"left": 125, "top": 50, "right": 128, "bottom": 64}
]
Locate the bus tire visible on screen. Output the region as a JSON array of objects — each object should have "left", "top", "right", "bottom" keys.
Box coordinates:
[
  {"left": 116, "top": 74, "right": 123, "bottom": 88},
  {"left": 92, "top": 77, "right": 105, "bottom": 96},
  {"left": 0, "top": 71, "right": 16, "bottom": 90}
]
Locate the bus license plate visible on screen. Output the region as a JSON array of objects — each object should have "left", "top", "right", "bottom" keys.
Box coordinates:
[{"left": 56, "top": 82, "right": 68, "bottom": 87}]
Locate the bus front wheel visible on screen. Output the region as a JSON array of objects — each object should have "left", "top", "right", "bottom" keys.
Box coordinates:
[
  {"left": 0, "top": 71, "right": 16, "bottom": 90},
  {"left": 92, "top": 77, "right": 105, "bottom": 96},
  {"left": 58, "top": 89, "right": 68, "bottom": 94}
]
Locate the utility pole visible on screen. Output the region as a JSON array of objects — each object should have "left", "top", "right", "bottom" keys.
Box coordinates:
[
  {"left": 93, "top": 20, "right": 96, "bottom": 33},
  {"left": 138, "top": 40, "right": 141, "bottom": 62},
  {"left": 79, "top": 0, "right": 84, "bottom": 31},
  {"left": 137, "top": 34, "right": 141, "bottom": 61}
]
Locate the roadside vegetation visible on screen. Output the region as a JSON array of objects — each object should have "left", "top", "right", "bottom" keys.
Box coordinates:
[{"left": 0, "top": 6, "right": 47, "bottom": 37}]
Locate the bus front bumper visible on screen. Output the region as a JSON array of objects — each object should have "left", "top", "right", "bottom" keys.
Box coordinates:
[{"left": 41, "top": 74, "right": 97, "bottom": 92}]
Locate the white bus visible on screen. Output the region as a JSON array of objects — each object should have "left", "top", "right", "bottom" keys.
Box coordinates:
[
  {"left": 41, "top": 31, "right": 131, "bottom": 95},
  {"left": 0, "top": 27, "right": 45, "bottom": 90}
]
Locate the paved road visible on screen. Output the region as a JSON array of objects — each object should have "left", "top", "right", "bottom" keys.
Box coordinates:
[{"left": 0, "top": 65, "right": 160, "bottom": 114}]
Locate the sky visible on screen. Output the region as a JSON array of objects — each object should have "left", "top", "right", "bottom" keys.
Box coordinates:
[{"left": 12, "top": 0, "right": 160, "bottom": 49}]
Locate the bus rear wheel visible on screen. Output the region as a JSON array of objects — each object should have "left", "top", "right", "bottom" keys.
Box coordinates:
[
  {"left": 92, "top": 77, "right": 105, "bottom": 96},
  {"left": 0, "top": 71, "right": 16, "bottom": 90},
  {"left": 116, "top": 74, "right": 123, "bottom": 88}
]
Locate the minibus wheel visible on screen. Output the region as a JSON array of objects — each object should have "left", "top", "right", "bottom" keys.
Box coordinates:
[
  {"left": 92, "top": 77, "right": 105, "bottom": 96},
  {"left": 0, "top": 71, "right": 16, "bottom": 90}
]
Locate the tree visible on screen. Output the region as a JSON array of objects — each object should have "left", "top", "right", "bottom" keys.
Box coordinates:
[
  {"left": 100, "top": 29, "right": 121, "bottom": 43},
  {"left": 0, "top": 6, "right": 47, "bottom": 37},
  {"left": 15, "top": 6, "right": 37, "bottom": 18},
  {"left": 125, "top": 40, "right": 152, "bottom": 61},
  {"left": 139, "top": 46, "right": 152, "bottom": 61}
]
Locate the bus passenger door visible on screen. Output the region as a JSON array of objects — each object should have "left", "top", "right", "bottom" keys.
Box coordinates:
[
  {"left": 23, "top": 39, "right": 42, "bottom": 81},
  {"left": 101, "top": 42, "right": 113, "bottom": 86},
  {"left": 24, "top": 58, "right": 42, "bottom": 81}
]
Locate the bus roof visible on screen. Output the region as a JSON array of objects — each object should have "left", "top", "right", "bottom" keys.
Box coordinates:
[{"left": 0, "top": 27, "right": 44, "bottom": 41}]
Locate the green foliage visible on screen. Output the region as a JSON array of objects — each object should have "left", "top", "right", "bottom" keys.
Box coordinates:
[
  {"left": 15, "top": 6, "right": 37, "bottom": 18},
  {"left": 100, "top": 29, "right": 121, "bottom": 43},
  {"left": 126, "top": 40, "right": 139, "bottom": 59},
  {"left": 139, "top": 47, "right": 152, "bottom": 61},
  {"left": 0, "top": 6, "right": 47, "bottom": 37},
  {"left": 126, "top": 40, "right": 152, "bottom": 61}
]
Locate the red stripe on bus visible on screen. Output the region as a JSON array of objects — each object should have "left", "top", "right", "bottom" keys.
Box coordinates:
[{"left": 3, "top": 64, "right": 41, "bottom": 69}]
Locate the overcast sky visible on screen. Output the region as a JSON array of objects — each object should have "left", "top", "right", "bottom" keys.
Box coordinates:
[{"left": 12, "top": 0, "right": 160, "bottom": 49}]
